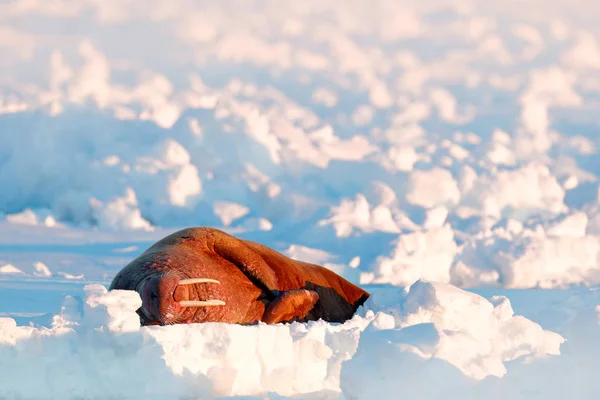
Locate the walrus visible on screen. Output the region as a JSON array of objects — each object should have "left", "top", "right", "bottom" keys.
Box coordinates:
[{"left": 109, "top": 227, "right": 370, "bottom": 326}]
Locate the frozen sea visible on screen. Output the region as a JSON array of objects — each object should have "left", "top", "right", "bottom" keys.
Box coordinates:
[{"left": 1, "top": 0, "right": 600, "bottom": 398}]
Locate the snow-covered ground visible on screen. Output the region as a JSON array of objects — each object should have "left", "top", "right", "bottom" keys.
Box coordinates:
[{"left": 1, "top": 0, "right": 600, "bottom": 398}]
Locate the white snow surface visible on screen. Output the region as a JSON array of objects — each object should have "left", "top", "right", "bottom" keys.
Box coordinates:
[
  {"left": 0, "top": 282, "right": 566, "bottom": 399},
  {"left": 2, "top": 0, "right": 600, "bottom": 398}
]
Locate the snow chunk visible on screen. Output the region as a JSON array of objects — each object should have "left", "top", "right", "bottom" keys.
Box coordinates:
[
  {"left": 242, "top": 164, "right": 281, "bottom": 199},
  {"left": 406, "top": 168, "right": 460, "bottom": 208},
  {"left": 484, "top": 129, "right": 516, "bottom": 166},
  {"left": 57, "top": 272, "right": 85, "bottom": 280},
  {"left": 342, "top": 282, "right": 564, "bottom": 398},
  {"left": 546, "top": 212, "right": 588, "bottom": 237},
  {"left": 134, "top": 139, "right": 203, "bottom": 208},
  {"left": 83, "top": 284, "right": 142, "bottom": 333},
  {"left": 310, "top": 126, "right": 378, "bottom": 166},
  {"left": 369, "top": 80, "right": 393, "bottom": 108},
  {"left": 68, "top": 40, "right": 111, "bottom": 107},
  {"left": 562, "top": 32, "right": 600, "bottom": 70},
  {"left": 161, "top": 138, "right": 192, "bottom": 166},
  {"left": 352, "top": 105, "right": 374, "bottom": 126},
  {"left": 319, "top": 194, "right": 411, "bottom": 237},
  {"left": 167, "top": 164, "right": 203, "bottom": 206},
  {"left": 33, "top": 262, "right": 52, "bottom": 277},
  {"left": 365, "top": 181, "right": 399, "bottom": 207},
  {"left": 213, "top": 201, "right": 250, "bottom": 227},
  {"left": 90, "top": 188, "right": 153, "bottom": 231},
  {"left": 367, "top": 225, "right": 458, "bottom": 286},
  {"left": 237, "top": 217, "right": 273, "bottom": 232},
  {"left": 5, "top": 209, "right": 60, "bottom": 227},
  {"left": 454, "top": 216, "right": 600, "bottom": 288},
  {"left": 0, "top": 264, "right": 25, "bottom": 275},
  {"left": 284, "top": 245, "right": 334, "bottom": 265},
  {"left": 5, "top": 209, "right": 39, "bottom": 225},
  {"left": 429, "top": 88, "right": 474, "bottom": 124},
  {"left": 424, "top": 205, "right": 449, "bottom": 229},
  {"left": 521, "top": 67, "right": 582, "bottom": 107},
  {"left": 312, "top": 87, "right": 338, "bottom": 107},
  {"left": 452, "top": 260, "right": 501, "bottom": 288},
  {"left": 462, "top": 163, "right": 566, "bottom": 219},
  {"left": 515, "top": 99, "right": 551, "bottom": 156},
  {"left": 379, "top": 145, "right": 419, "bottom": 172},
  {"left": 495, "top": 234, "right": 600, "bottom": 289}
]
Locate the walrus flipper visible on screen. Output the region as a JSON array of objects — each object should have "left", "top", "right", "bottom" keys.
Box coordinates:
[
  {"left": 262, "top": 289, "right": 319, "bottom": 324},
  {"left": 210, "top": 230, "right": 279, "bottom": 293}
]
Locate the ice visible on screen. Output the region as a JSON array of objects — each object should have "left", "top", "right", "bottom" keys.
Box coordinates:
[
  {"left": 453, "top": 213, "right": 600, "bottom": 288},
  {"left": 318, "top": 194, "right": 403, "bottom": 238},
  {"left": 0, "top": 263, "right": 25, "bottom": 275},
  {"left": 2, "top": 0, "right": 600, "bottom": 398},
  {"left": 562, "top": 32, "right": 600, "bottom": 70},
  {"left": 406, "top": 168, "right": 461, "bottom": 209},
  {"left": 367, "top": 225, "right": 459, "bottom": 286},
  {"left": 214, "top": 201, "right": 251, "bottom": 227},
  {"left": 33, "top": 261, "right": 52, "bottom": 277},
  {"left": 0, "top": 282, "right": 567, "bottom": 399},
  {"left": 90, "top": 188, "right": 153, "bottom": 231},
  {"left": 342, "top": 283, "right": 569, "bottom": 399}
]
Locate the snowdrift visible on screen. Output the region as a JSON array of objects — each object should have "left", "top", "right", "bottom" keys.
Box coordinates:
[
  {"left": 2, "top": 0, "right": 600, "bottom": 398},
  {"left": 1, "top": 282, "right": 563, "bottom": 399}
]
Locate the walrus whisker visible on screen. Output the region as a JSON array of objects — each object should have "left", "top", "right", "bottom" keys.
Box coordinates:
[
  {"left": 178, "top": 278, "right": 221, "bottom": 285},
  {"left": 179, "top": 300, "right": 226, "bottom": 307}
]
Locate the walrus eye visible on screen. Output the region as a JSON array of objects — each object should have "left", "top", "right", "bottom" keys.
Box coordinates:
[{"left": 178, "top": 278, "right": 221, "bottom": 285}]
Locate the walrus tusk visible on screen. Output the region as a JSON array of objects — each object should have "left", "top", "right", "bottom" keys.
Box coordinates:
[
  {"left": 178, "top": 278, "right": 221, "bottom": 285},
  {"left": 179, "top": 300, "right": 226, "bottom": 307}
]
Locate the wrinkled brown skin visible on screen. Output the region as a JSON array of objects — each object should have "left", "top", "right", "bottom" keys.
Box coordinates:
[{"left": 109, "top": 227, "right": 370, "bottom": 326}]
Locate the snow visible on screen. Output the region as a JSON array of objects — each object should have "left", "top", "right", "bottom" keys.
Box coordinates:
[
  {"left": 318, "top": 194, "right": 404, "bottom": 237},
  {"left": 33, "top": 261, "right": 52, "bottom": 277},
  {"left": 406, "top": 168, "right": 461, "bottom": 208},
  {"left": 366, "top": 224, "right": 458, "bottom": 286},
  {"left": 344, "top": 283, "right": 565, "bottom": 399},
  {"left": 0, "top": 281, "right": 567, "bottom": 399},
  {"left": 0, "top": 264, "right": 25, "bottom": 275},
  {"left": 90, "top": 188, "right": 154, "bottom": 231},
  {"left": 214, "top": 201, "right": 251, "bottom": 227},
  {"left": 2, "top": 0, "right": 600, "bottom": 398}
]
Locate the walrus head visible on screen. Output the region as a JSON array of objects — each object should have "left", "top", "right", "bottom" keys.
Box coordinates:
[{"left": 136, "top": 273, "right": 225, "bottom": 325}]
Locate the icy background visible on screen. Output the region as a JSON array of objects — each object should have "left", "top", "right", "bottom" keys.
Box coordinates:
[{"left": 1, "top": 0, "right": 600, "bottom": 398}]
